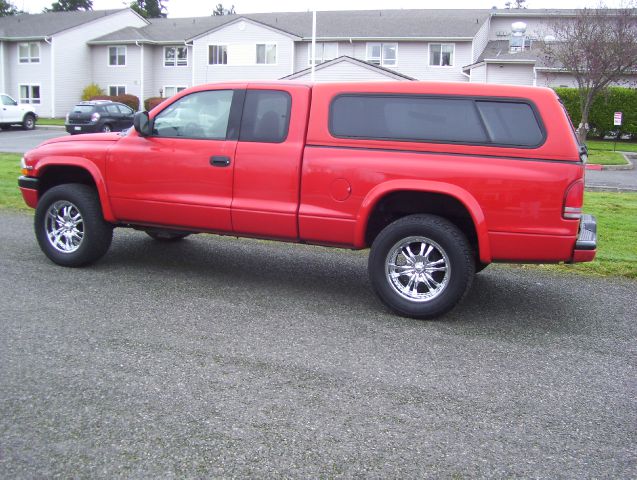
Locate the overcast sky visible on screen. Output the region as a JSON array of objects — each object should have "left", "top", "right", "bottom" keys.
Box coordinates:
[{"left": 17, "top": 0, "right": 631, "bottom": 18}]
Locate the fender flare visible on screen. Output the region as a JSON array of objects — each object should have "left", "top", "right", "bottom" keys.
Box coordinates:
[
  {"left": 354, "top": 179, "right": 491, "bottom": 263},
  {"left": 34, "top": 157, "right": 116, "bottom": 223}
]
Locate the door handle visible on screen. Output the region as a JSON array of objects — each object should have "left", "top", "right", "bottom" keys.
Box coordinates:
[{"left": 210, "top": 156, "right": 231, "bottom": 167}]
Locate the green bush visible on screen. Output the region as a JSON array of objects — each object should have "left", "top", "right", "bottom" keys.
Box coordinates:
[
  {"left": 554, "top": 87, "right": 637, "bottom": 138},
  {"left": 144, "top": 97, "right": 165, "bottom": 111},
  {"left": 81, "top": 83, "right": 105, "bottom": 101}
]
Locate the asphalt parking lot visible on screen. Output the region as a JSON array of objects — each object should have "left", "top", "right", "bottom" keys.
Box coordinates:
[
  {"left": 1, "top": 210, "right": 635, "bottom": 478},
  {"left": 0, "top": 127, "right": 68, "bottom": 153}
]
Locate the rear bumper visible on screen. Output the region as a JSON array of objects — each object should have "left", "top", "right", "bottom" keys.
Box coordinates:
[
  {"left": 65, "top": 124, "right": 99, "bottom": 134},
  {"left": 569, "top": 214, "right": 597, "bottom": 263},
  {"left": 18, "top": 176, "right": 39, "bottom": 209}
]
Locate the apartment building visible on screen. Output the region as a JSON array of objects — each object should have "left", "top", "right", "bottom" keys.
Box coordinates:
[{"left": 0, "top": 7, "right": 628, "bottom": 117}]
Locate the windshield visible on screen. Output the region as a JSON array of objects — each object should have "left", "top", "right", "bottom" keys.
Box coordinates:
[{"left": 72, "top": 105, "right": 95, "bottom": 113}]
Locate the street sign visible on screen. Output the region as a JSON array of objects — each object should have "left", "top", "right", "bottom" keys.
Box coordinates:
[{"left": 614, "top": 112, "right": 623, "bottom": 126}]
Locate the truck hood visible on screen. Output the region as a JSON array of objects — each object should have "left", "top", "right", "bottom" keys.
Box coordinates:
[{"left": 40, "top": 132, "right": 123, "bottom": 147}]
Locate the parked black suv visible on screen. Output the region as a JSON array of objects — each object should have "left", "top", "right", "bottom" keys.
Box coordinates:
[{"left": 65, "top": 101, "right": 135, "bottom": 134}]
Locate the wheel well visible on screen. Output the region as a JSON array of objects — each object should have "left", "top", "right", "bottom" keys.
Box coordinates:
[
  {"left": 38, "top": 166, "right": 97, "bottom": 196},
  {"left": 365, "top": 191, "right": 478, "bottom": 251}
]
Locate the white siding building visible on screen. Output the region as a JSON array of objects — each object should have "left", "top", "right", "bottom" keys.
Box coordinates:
[{"left": 1, "top": 7, "right": 631, "bottom": 116}]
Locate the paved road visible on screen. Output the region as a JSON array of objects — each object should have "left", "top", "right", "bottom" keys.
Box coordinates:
[
  {"left": 1, "top": 210, "right": 635, "bottom": 478},
  {"left": 0, "top": 127, "right": 68, "bottom": 153},
  {"left": 586, "top": 156, "right": 637, "bottom": 191}
]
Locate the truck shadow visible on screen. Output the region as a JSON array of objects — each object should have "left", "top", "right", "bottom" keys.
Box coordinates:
[{"left": 99, "top": 231, "right": 594, "bottom": 333}]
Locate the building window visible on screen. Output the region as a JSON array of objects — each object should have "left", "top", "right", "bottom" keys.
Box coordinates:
[
  {"left": 19, "top": 85, "right": 41, "bottom": 104},
  {"left": 109, "top": 85, "right": 126, "bottom": 96},
  {"left": 18, "top": 43, "right": 40, "bottom": 63},
  {"left": 308, "top": 42, "right": 338, "bottom": 65},
  {"left": 256, "top": 44, "right": 276, "bottom": 64},
  {"left": 164, "top": 46, "right": 188, "bottom": 67},
  {"left": 163, "top": 86, "right": 187, "bottom": 98},
  {"left": 108, "top": 46, "right": 126, "bottom": 66},
  {"left": 366, "top": 43, "right": 397, "bottom": 67},
  {"left": 429, "top": 44, "right": 454, "bottom": 67},
  {"left": 208, "top": 45, "right": 228, "bottom": 65}
]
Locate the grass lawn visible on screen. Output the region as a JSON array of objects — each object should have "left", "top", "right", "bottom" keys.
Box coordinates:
[
  {"left": 1, "top": 152, "right": 635, "bottom": 279},
  {"left": 585, "top": 139, "right": 637, "bottom": 153},
  {"left": 518, "top": 191, "right": 637, "bottom": 279},
  {"left": 0, "top": 153, "right": 29, "bottom": 211},
  {"left": 587, "top": 150, "right": 629, "bottom": 165},
  {"left": 37, "top": 118, "right": 65, "bottom": 126}
]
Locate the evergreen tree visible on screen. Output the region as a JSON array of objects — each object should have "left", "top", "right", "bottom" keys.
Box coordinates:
[
  {"left": 212, "top": 3, "right": 235, "bottom": 16},
  {"left": 130, "top": 0, "right": 167, "bottom": 19},
  {"left": 0, "top": 0, "right": 20, "bottom": 16},
  {"left": 46, "top": 0, "right": 93, "bottom": 12}
]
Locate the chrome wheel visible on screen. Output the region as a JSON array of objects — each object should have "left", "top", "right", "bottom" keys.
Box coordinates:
[
  {"left": 45, "top": 200, "right": 84, "bottom": 253},
  {"left": 385, "top": 236, "right": 450, "bottom": 302}
]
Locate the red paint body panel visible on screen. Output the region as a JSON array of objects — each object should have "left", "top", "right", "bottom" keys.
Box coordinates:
[
  {"left": 20, "top": 80, "right": 595, "bottom": 265},
  {"left": 19, "top": 187, "right": 38, "bottom": 208}
]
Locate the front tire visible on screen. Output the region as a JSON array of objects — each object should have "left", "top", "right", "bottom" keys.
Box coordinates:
[
  {"left": 368, "top": 214, "right": 474, "bottom": 319},
  {"left": 101, "top": 124, "right": 112, "bottom": 133},
  {"left": 145, "top": 231, "right": 191, "bottom": 242},
  {"left": 35, "top": 184, "right": 113, "bottom": 267}
]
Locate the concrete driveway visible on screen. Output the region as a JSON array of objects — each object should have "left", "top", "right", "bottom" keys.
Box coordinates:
[{"left": 1, "top": 210, "right": 635, "bottom": 478}]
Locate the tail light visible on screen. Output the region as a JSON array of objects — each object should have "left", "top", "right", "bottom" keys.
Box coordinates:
[
  {"left": 90, "top": 112, "right": 101, "bottom": 122},
  {"left": 563, "top": 180, "right": 584, "bottom": 220}
]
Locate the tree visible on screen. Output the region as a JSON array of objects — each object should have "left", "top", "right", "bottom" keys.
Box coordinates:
[
  {"left": 0, "top": 0, "right": 20, "bottom": 16},
  {"left": 504, "top": 0, "right": 526, "bottom": 8},
  {"left": 45, "top": 0, "right": 93, "bottom": 11},
  {"left": 539, "top": 5, "right": 637, "bottom": 142},
  {"left": 130, "top": 0, "right": 167, "bottom": 19},
  {"left": 212, "top": 3, "right": 235, "bottom": 16}
]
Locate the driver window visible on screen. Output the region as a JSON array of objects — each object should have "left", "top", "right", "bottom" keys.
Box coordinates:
[
  {"left": 1, "top": 95, "right": 17, "bottom": 106},
  {"left": 152, "top": 90, "right": 233, "bottom": 140}
]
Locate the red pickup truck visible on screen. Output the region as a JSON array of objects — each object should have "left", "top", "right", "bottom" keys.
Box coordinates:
[{"left": 18, "top": 81, "right": 596, "bottom": 318}]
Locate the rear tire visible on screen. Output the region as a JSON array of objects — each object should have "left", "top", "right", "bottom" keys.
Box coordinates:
[
  {"left": 34, "top": 184, "right": 113, "bottom": 267},
  {"left": 101, "top": 124, "right": 112, "bottom": 133},
  {"left": 368, "top": 214, "right": 474, "bottom": 319},
  {"left": 22, "top": 113, "right": 35, "bottom": 130}
]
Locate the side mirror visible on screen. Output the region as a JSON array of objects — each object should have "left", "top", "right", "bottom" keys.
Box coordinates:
[{"left": 133, "top": 111, "right": 152, "bottom": 137}]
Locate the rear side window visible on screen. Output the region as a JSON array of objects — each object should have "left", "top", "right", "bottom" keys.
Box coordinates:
[
  {"left": 329, "top": 94, "right": 545, "bottom": 148},
  {"left": 475, "top": 101, "right": 543, "bottom": 147},
  {"left": 239, "top": 90, "right": 291, "bottom": 143}
]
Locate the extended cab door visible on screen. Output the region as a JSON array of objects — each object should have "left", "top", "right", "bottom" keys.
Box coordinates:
[
  {"left": 231, "top": 84, "right": 311, "bottom": 239},
  {"left": 106, "top": 87, "right": 245, "bottom": 232}
]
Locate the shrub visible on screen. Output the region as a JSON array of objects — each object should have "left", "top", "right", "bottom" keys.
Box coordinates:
[
  {"left": 144, "top": 97, "right": 165, "bottom": 111},
  {"left": 114, "top": 94, "right": 141, "bottom": 111},
  {"left": 554, "top": 87, "right": 637, "bottom": 138},
  {"left": 81, "top": 83, "right": 105, "bottom": 101}
]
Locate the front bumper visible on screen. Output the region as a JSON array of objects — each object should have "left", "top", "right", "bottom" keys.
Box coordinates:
[
  {"left": 569, "top": 214, "right": 597, "bottom": 263},
  {"left": 18, "top": 176, "right": 39, "bottom": 209}
]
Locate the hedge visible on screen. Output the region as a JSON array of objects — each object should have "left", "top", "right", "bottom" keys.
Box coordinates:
[
  {"left": 144, "top": 97, "right": 166, "bottom": 111},
  {"left": 554, "top": 87, "right": 637, "bottom": 137}
]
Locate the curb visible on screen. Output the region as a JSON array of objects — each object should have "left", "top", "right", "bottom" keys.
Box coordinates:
[
  {"left": 598, "top": 153, "right": 635, "bottom": 171},
  {"left": 585, "top": 185, "right": 637, "bottom": 192},
  {"left": 36, "top": 125, "right": 65, "bottom": 130}
]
